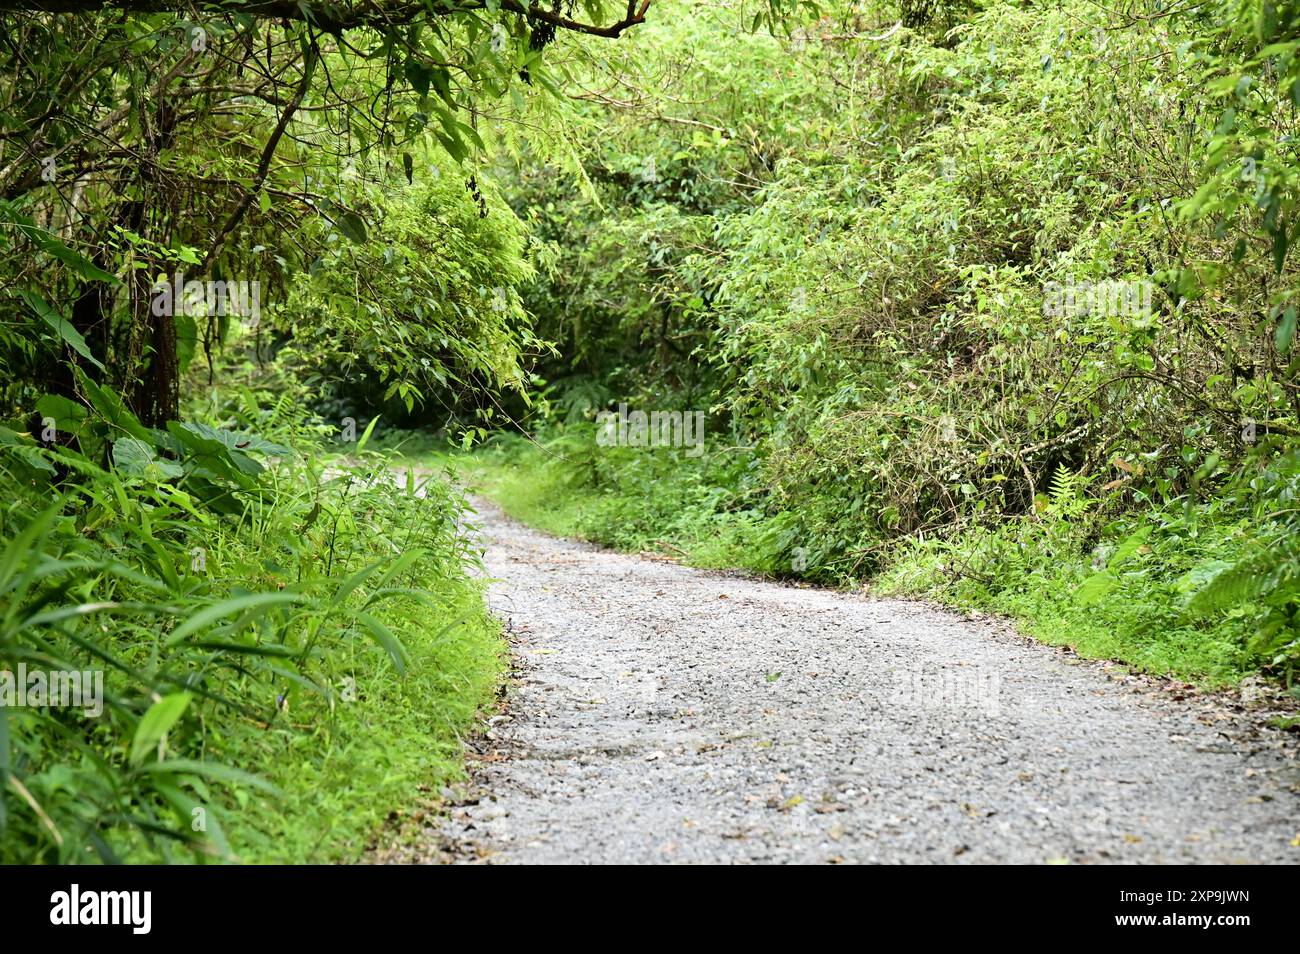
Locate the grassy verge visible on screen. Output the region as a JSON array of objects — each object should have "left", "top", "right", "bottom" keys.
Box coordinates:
[
  {"left": 198, "top": 459, "right": 507, "bottom": 864},
  {"left": 871, "top": 529, "right": 1256, "bottom": 686},
  {"left": 1, "top": 419, "right": 505, "bottom": 863},
  {"left": 229, "top": 583, "right": 502, "bottom": 863},
  {"left": 457, "top": 432, "right": 1294, "bottom": 692}
]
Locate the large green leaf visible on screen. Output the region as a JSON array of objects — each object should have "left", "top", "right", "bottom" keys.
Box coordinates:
[
  {"left": 323, "top": 200, "right": 368, "bottom": 243},
  {"left": 0, "top": 202, "right": 119, "bottom": 284},
  {"left": 74, "top": 366, "right": 153, "bottom": 442},
  {"left": 112, "top": 437, "right": 184, "bottom": 479},
  {"left": 176, "top": 313, "right": 199, "bottom": 374},
  {"left": 177, "top": 421, "right": 290, "bottom": 458},
  {"left": 166, "top": 421, "right": 260, "bottom": 487},
  {"left": 19, "top": 290, "right": 105, "bottom": 371},
  {"left": 129, "top": 692, "right": 193, "bottom": 766}
]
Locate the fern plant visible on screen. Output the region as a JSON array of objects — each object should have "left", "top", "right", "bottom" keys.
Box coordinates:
[
  {"left": 1188, "top": 522, "right": 1300, "bottom": 676},
  {"left": 1045, "top": 464, "right": 1094, "bottom": 520}
]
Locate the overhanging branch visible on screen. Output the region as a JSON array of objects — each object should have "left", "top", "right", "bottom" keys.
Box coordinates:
[{"left": 0, "top": 0, "right": 653, "bottom": 37}]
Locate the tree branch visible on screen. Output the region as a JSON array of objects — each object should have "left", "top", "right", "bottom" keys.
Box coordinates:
[
  {"left": 201, "top": 38, "right": 316, "bottom": 270},
  {"left": 0, "top": 0, "right": 653, "bottom": 38}
]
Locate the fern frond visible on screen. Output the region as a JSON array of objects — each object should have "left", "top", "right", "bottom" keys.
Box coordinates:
[
  {"left": 1049, "top": 464, "right": 1078, "bottom": 508},
  {"left": 1189, "top": 529, "right": 1300, "bottom": 615}
]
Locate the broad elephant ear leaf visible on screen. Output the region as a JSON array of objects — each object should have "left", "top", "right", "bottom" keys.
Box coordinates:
[
  {"left": 112, "top": 437, "right": 184, "bottom": 479},
  {"left": 176, "top": 422, "right": 290, "bottom": 458},
  {"left": 166, "top": 421, "right": 262, "bottom": 487}
]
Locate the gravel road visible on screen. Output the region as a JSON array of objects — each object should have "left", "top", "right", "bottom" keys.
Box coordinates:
[{"left": 429, "top": 502, "right": 1300, "bottom": 864}]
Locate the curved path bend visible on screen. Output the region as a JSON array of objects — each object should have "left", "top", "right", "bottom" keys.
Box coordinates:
[{"left": 430, "top": 503, "right": 1299, "bottom": 864}]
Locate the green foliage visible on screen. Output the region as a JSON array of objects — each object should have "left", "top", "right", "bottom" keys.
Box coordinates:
[
  {"left": 1, "top": 0, "right": 818, "bottom": 864},
  {"left": 1178, "top": 453, "right": 1300, "bottom": 673},
  {"left": 0, "top": 380, "right": 501, "bottom": 862},
  {"left": 483, "top": 0, "right": 1300, "bottom": 686},
  {"left": 0, "top": 0, "right": 695, "bottom": 862},
  {"left": 7, "top": 0, "right": 1300, "bottom": 865},
  {"left": 1178, "top": 0, "right": 1300, "bottom": 349},
  {"left": 476, "top": 429, "right": 784, "bottom": 571},
  {"left": 282, "top": 165, "right": 539, "bottom": 414}
]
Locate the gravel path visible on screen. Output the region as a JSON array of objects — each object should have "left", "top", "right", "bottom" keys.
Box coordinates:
[{"left": 432, "top": 502, "right": 1300, "bottom": 864}]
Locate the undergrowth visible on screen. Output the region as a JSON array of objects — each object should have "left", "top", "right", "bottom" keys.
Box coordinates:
[
  {"left": 471, "top": 430, "right": 1299, "bottom": 691},
  {"left": 0, "top": 378, "right": 503, "bottom": 863}
]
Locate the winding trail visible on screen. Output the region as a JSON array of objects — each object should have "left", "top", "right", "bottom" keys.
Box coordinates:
[{"left": 433, "top": 502, "right": 1299, "bottom": 864}]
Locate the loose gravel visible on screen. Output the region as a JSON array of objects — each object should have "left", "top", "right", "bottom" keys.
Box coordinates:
[{"left": 417, "top": 502, "right": 1300, "bottom": 864}]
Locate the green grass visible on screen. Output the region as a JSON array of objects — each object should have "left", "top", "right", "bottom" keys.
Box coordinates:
[
  {"left": 230, "top": 588, "right": 503, "bottom": 863},
  {"left": 463, "top": 433, "right": 786, "bottom": 573}
]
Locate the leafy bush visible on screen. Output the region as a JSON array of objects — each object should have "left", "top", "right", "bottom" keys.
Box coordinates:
[{"left": 282, "top": 166, "right": 540, "bottom": 419}]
